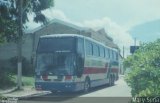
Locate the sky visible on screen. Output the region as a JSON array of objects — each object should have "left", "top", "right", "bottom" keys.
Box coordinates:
[
  {"left": 26, "top": 0, "right": 160, "bottom": 56},
  {"left": 55, "top": 0, "right": 160, "bottom": 28}
]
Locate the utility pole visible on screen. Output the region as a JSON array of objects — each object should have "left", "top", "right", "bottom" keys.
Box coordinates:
[
  {"left": 123, "top": 46, "right": 125, "bottom": 58},
  {"left": 134, "top": 38, "right": 136, "bottom": 46},
  {"left": 17, "top": 0, "right": 23, "bottom": 90}
]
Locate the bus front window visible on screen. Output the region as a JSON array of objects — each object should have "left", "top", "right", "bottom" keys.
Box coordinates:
[
  {"left": 36, "top": 37, "right": 77, "bottom": 76},
  {"left": 36, "top": 53, "right": 76, "bottom": 76}
]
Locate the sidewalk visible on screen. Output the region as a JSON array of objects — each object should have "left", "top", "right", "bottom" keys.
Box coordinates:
[
  {"left": 0, "top": 86, "right": 51, "bottom": 99},
  {"left": 0, "top": 87, "right": 17, "bottom": 94}
]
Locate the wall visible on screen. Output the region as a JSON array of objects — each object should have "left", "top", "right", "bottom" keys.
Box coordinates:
[{"left": 0, "top": 20, "right": 117, "bottom": 70}]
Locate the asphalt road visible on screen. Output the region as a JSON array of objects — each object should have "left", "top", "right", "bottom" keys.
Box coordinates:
[{"left": 18, "top": 75, "right": 132, "bottom": 103}]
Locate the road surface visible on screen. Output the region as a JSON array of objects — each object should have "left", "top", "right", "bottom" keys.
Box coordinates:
[{"left": 18, "top": 75, "right": 132, "bottom": 103}]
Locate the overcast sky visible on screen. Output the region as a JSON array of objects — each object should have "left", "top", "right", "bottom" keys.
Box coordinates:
[
  {"left": 26, "top": 0, "right": 160, "bottom": 56},
  {"left": 55, "top": 0, "right": 160, "bottom": 29}
]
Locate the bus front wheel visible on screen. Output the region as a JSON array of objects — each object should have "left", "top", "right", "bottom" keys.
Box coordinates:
[{"left": 84, "top": 78, "right": 90, "bottom": 92}]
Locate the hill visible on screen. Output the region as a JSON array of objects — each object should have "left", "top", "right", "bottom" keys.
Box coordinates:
[{"left": 129, "top": 19, "right": 160, "bottom": 43}]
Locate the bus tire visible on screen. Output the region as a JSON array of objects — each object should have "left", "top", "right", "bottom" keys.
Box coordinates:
[
  {"left": 84, "top": 78, "right": 90, "bottom": 93},
  {"left": 109, "top": 76, "right": 112, "bottom": 86},
  {"left": 111, "top": 76, "right": 115, "bottom": 86}
]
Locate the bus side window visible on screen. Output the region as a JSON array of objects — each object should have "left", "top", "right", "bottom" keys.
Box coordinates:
[
  {"left": 116, "top": 52, "right": 118, "bottom": 60},
  {"left": 85, "top": 40, "right": 93, "bottom": 56},
  {"left": 113, "top": 51, "right": 115, "bottom": 60},
  {"left": 100, "top": 46, "right": 105, "bottom": 58},
  {"left": 105, "top": 49, "right": 107, "bottom": 59},
  {"left": 98, "top": 45, "right": 100, "bottom": 57},
  {"left": 103, "top": 47, "right": 105, "bottom": 58},
  {"left": 114, "top": 51, "right": 117, "bottom": 60},
  {"left": 113, "top": 51, "right": 116, "bottom": 60},
  {"left": 108, "top": 49, "right": 110, "bottom": 59},
  {"left": 105, "top": 48, "right": 109, "bottom": 59},
  {"left": 93, "top": 43, "right": 99, "bottom": 57},
  {"left": 110, "top": 50, "right": 113, "bottom": 60},
  {"left": 77, "top": 38, "right": 84, "bottom": 56},
  {"left": 115, "top": 51, "right": 117, "bottom": 60}
]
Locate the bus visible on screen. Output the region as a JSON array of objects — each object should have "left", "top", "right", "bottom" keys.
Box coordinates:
[{"left": 35, "top": 34, "right": 119, "bottom": 92}]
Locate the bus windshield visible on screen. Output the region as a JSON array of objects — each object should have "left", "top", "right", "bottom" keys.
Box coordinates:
[
  {"left": 36, "top": 53, "right": 76, "bottom": 75},
  {"left": 37, "top": 37, "right": 76, "bottom": 53},
  {"left": 36, "top": 37, "right": 76, "bottom": 75}
]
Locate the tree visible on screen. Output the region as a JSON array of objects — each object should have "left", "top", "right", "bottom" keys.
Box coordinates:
[
  {"left": 0, "top": 1, "right": 18, "bottom": 43},
  {"left": 124, "top": 39, "right": 160, "bottom": 96},
  {"left": 0, "top": 0, "right": 54, "bottom": 89},
  {"left": 0, "top": 0, "right": 54, "bottom": 42}
]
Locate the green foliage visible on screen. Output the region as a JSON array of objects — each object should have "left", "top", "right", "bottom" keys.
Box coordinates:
[
  {"left": 0, "top": 56, "right": 34, "bottom": 88},
  {"left": 0, "top": 0, "right": 54, "bottom": 88},
  {"left": 0, "top": 0, "right": 54, "bottom": 43},
  {"left": 0, "top": 17, "right": 18, "bottom": 43},
  {"left": 10, "top": 56, "right": 34, "bottom": 76},
  {"left": 124, "top": 39, "right": 160, "bottom": 96},
  {"left": 0, "top": 66, "right": 16, "bottom": 88},
  {"left": 11, "top": 75, "right": 34, "bottom": 86},
  {"left": 0, "top": 1, "right": 18, "bottom": 43},
  {"left": 22, "top": 76, "right": 34, "bottom": 86},
  {"left": 0, "top": 95, "right": 6, "bottom": 100}
]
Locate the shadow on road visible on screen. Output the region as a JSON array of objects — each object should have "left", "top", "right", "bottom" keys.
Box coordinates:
[{"left": 21, "top": 84, "right": 117, "bottom": 102}]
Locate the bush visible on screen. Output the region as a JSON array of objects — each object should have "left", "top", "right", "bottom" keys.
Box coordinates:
[
  {"left": 0, "top": 66, "right": 15, "bottom": 88},
  {"left": 124, "top": 39, "right": 160, "bottom": 96},
  {"left": 9, "top": 56, "right": 34, "bottom": 76},
  {"left": 22, "top": 76, "right": 34, "bottom": 86}
]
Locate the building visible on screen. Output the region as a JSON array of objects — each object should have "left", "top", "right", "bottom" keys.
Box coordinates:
[{"left": 0, "top": 18, "right": 118, "bottom": 69}]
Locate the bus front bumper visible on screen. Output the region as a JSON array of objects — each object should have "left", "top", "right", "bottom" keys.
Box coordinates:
[{"left": 35, "top": 82, "right": 83, "bottom": 92}]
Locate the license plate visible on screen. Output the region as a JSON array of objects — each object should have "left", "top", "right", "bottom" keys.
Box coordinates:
[{"left": 48, "top": 76, "right": 57, "bottom": 80}]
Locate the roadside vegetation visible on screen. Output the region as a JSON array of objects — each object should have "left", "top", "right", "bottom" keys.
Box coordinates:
[
  {"left": 0, "top": 74, "right": 34, "bottom": 89},
  {"left": 0, "top": 0, "right": 54, "bottom": 89},
  {"left": 22, "top": 76, "right": 34, "bottom": 86},
  {"left": 0, "top": 57, "right": 34, "bottom": 89},
  {"left": 124, "top": 39, "right": 160, "bottom": 96},
  {"left": 10, "top": 75, "right": 34, "bottom": 87},
  {"left": 0, "top": 67, "right": 16, "bottom": 88}
]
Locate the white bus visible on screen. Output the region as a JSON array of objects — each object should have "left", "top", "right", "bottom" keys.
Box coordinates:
[{"left": 35, "top": 34, "right": 119, "bottom": 92}]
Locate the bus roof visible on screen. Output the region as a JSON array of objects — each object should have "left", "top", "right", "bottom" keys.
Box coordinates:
[
  {"left": 40, "top": 34, "right": 84, "bottom": 38},
  {"left": 40, "top": 34, "right": 118, "bottom": 51}
]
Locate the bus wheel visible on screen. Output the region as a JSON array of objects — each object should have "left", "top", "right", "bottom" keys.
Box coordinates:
[
  {"left": 84, "top": 79, "right": 90, "bottom": 92},
  {"left": 109, "top": 76, "right": 112, "bottom": 86},
  {"left": 112, "top": 77, "right": 115, "bottom": 86}
]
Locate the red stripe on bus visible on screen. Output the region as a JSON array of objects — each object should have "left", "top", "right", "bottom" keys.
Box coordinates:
[{"left": 83, "top": 67, "right": 108, "bottom": 74}]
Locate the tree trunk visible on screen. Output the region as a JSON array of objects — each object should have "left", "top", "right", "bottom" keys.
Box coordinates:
[{"left": 17, "top": 0, "right": 23, "bottom": 90}]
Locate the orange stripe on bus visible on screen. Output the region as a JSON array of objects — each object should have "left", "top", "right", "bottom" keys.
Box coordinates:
[{"left": 83, "top": 67, "right": 108, "bottom": 74}]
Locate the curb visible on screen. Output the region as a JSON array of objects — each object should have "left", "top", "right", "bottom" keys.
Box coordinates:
[
  {"left": 3, "top": 91, "right": 51, "bottom": 100},
  {"left": 18, "top": 91, "right": 51, "bottom": 99},
  {"left": 0, "top": 87, "right": 17, "bottom": 94}
]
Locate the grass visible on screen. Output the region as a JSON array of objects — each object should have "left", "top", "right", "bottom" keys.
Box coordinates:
[
  {"left": 22, "top": 76, "right": 34, "bottom": 86},
  {"left": 0, "top": 74, "right": 34, "bottom": 90},
  {"left": 13, "top": 75, "right": 35, "bottom": 86},
  {"left": 0, "top": 75, "right": 16, "bottom": 89}
]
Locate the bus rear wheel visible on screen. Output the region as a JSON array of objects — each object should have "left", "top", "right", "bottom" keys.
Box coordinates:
[
  {"left": 109, "top": 76, "right": 115, "bottom": 86},
  {"left": 112, "top": 76, "right": 115, "bottom": 86},
  {"left": 84, "top": 79, "right": 90, "bottom": 92},
  {"left": 109, "top": 77, "right": 112, "bottom": 86}
]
